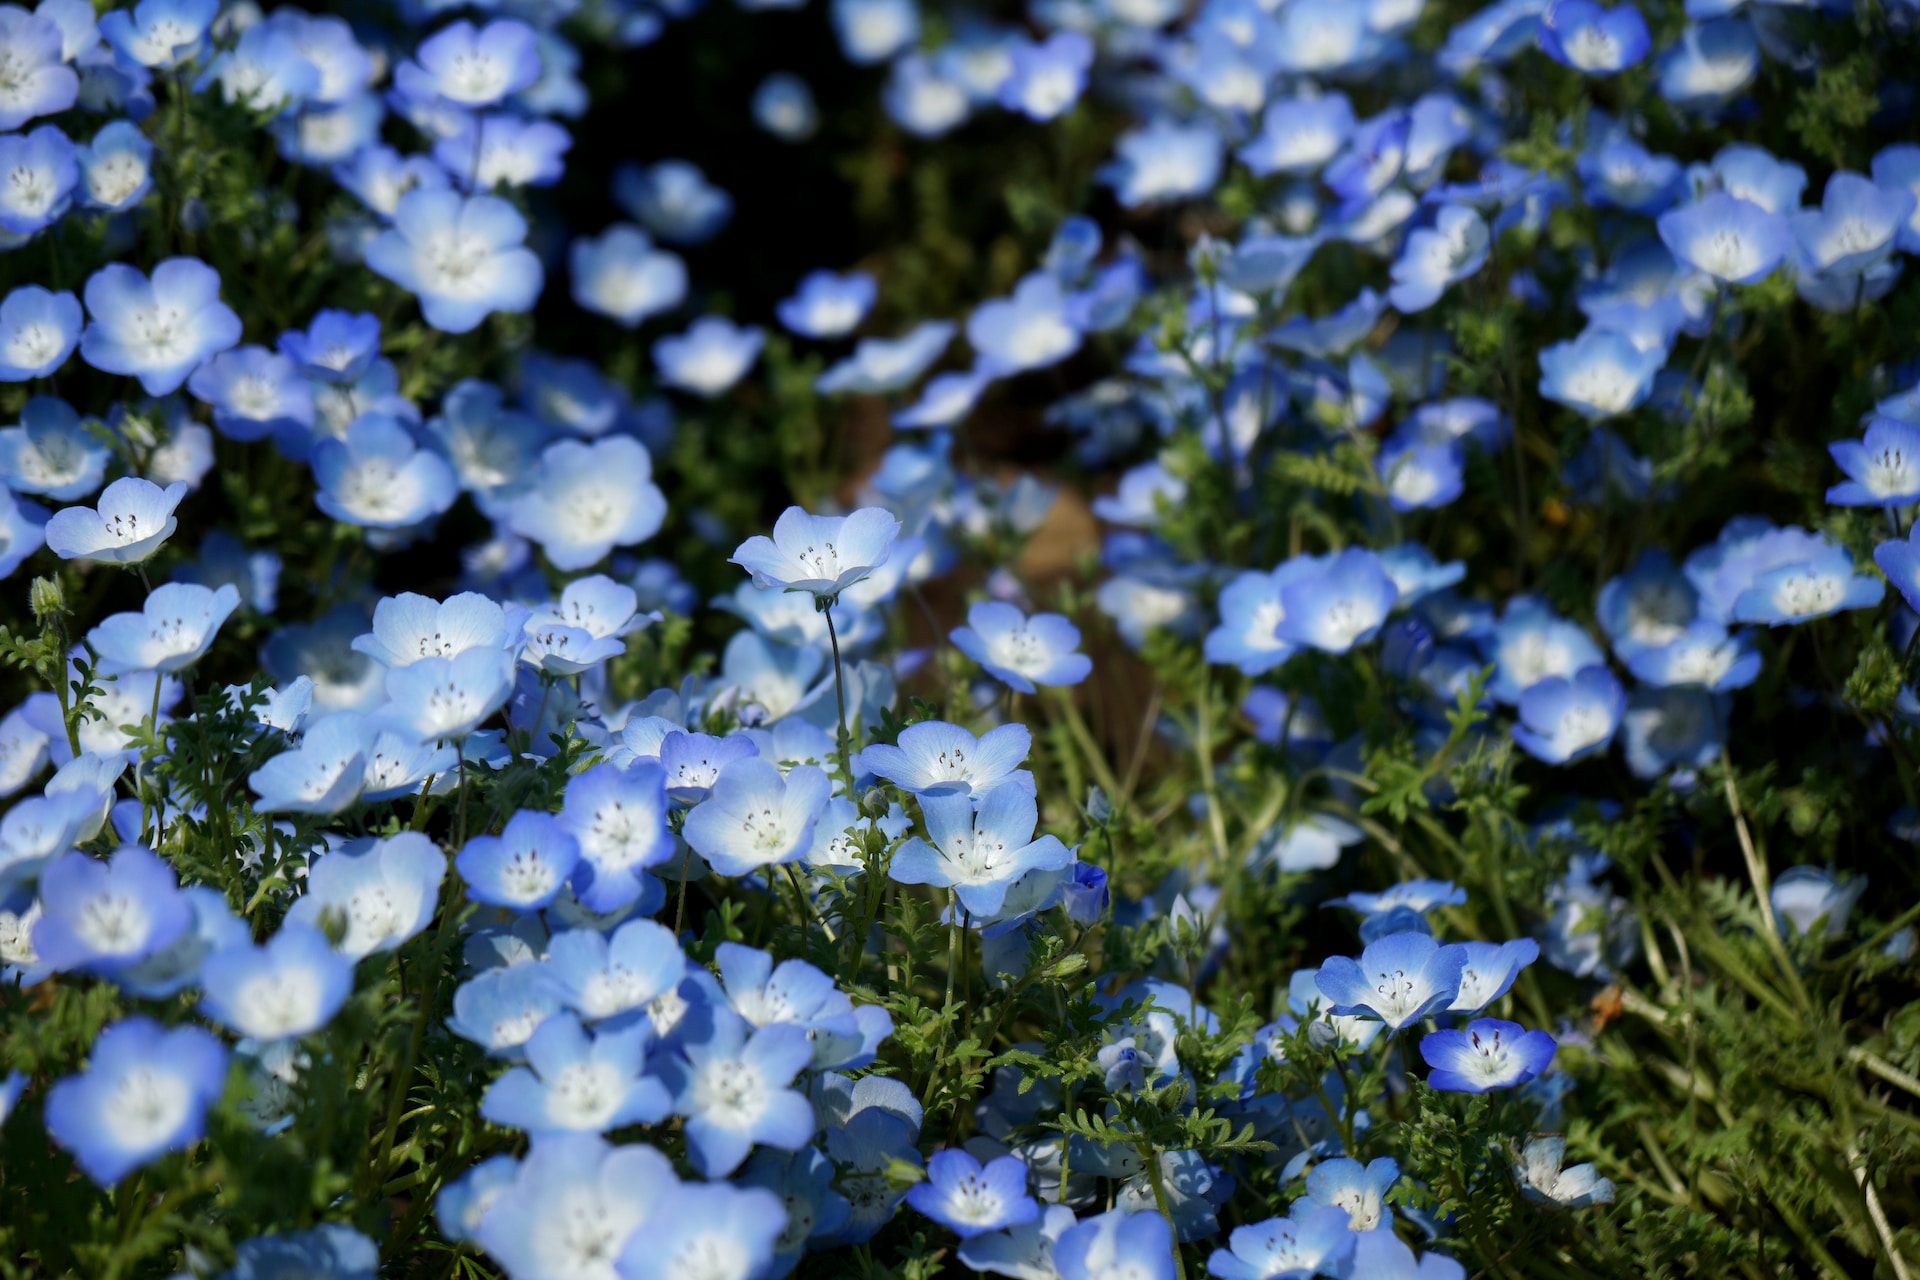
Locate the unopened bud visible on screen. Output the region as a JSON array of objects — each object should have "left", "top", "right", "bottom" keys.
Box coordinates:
[{"left": 29, "top": 576, "right": 65, "bottom": 622}]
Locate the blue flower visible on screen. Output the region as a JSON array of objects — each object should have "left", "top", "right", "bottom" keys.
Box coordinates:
[
  {"left": 731, "top": 505, "right": 902, "bottom": 600},
  {"left": 569, "top": 223, "right": 686, "bottom": 328},
  {"left": 1536, "top": 327, "right": 1663, "bottom": 420},
  {"left": 284, "top": 832, "right": 446, "bottom": 958},
  {"left": 366, "top": 190, "right": 544, "bottom": 334},
  {"left": 1420, "top": 1017, "right": 1557, "bottom": 1091},
  {"left": 188, "top": 345, "right": 315, "bottom": 444},
  {"left": 1347, "top": 1228, "right": 1466, "bottom": 1280},
  {"left": 1576, "top": 138, "right": 1682, "bottom": 213},
  {"left": 1379, "top": 436, "right": 1465, "bottom": 511},
  {"left": 99, "top": 0, "right": 216, "bottom": 67},
  {"left": 1054, "top": 1209, "right": 1176, "bottom": 1280},
  {"left": 618, "top": 1181, "right": 789, "bottom": 1280},
  {"left": 890, "top": 786, "right": 1073, "bottom": 917},
  {"left": 883, "top": 54, "right": 970, "bottom": 138},
  {"left": 220, "top": 1226, "right": 379, "bottom": 1280},
  {"left": 1379, "top": 542, "right": 1468, "bottom": 605},
  {"left": 831, "top": 0, "right": 918, "bottom": 63},
  {"left": 1729, "top": 543, "right": 1882, "bottom": 626},
  {"left": 658, "top": 730, "right": 760, "bottom": 804},
  {"left": 683, "top": 756, "right": 833, "bottom": 878},
  {"left": 1515, "top": 1136, "right": 1616, "bottom": 1208},
  {"left": 1827, "top": 415, "right": 1920, "bottom": 508},
  {"left": 1237, "top": 92, "right": 1354, "bottom": 177},
  {"left": 352, "top": 589, "right": 518, "bottom": 669},
  {"left": 380, "top": 646, "right": 516, "bottom": 741},
  {"left": 205, "top": 21, "right": 322, "bottom": 113},
  {"left": 1272, "top": 0, "right": 1379, "bottom": 73},
  {"left": 998, "top": 30, "right": 1092, "bottom": 121},
  {"left": 74, "top": 120, "right": 150, "bottom": 212},
  {"left": 817, "top": 321, "right": 955, "bottom": 395},
  {"left": 1387, "top": 205, "right": 1488, "bottom": 312},
  {"left": 0, "top": 395, "right": 105, "bottom": 499},
  {"left": 1875, "top": 524, "right": 1920, "bottom": 614},
  {"left": 908, "top": 1148, "right": 1039, "bottom": 1238},
  {"left": 1299, "top": 1155, "right": 1399, "bottom": 1228},
  {"left": 612, "top": 158, "right": 733, "bottom": 246},
  {"left": 1872, "top": 145, "right": 1920, "bottom": 255},
  {"left": 1104, "top": 119, "right": 1222, "bottom": 208},
  {"left": 44, "top": 1015, "right": 227, "bottom": 1185},
  {"left": 858, "top": 720, "right": 1032, "bottom": 799},
  {"left": 472, "top": 1135, "right": 675, "bottom": 1277},
  {"left": 1512, "top": 665, "right": 1624, "bottom": 764},
  {"left": 395, "top": 18, "right": 540, "bottom": 108},
  {"left": 1595, "top": 549, "right": 1697, "bottom": 658},
  {"left": 435, "top": 112, "right": 572, "bottom": 192},
  {"left": 1538, "top": 1, "right": 1650, "bottom": 73},
  {"left": 246, "top": 712, "right": 361, "bottom": 814},
  {"left": 332, "top": 145, "right": 450, "bottom": 221},
  {"left": 1272, "top": 548, "right": 1399, "bottom": 654},
  {"left": 542, "top": 918, "right": 686, "bottom": 1022},
  {"left": 1449, "top": 938, "right": 1541, "bottom": 1014},
  {"left": 653, "top": 315, "right": 764, "bottom": 397},
  {"left": 85, "top": 581, "right": 237, "bottom": 674},
  {"left": 1625, "top": 623, "right": 1760, "bottom": 691},
  {"left": 777, "top": 270, "right": 876, "bottom": 338},
  {"left": 656, "top": 1008, "right": 816, "bottom": 1177},
  {"left": 713, "top": 942, "right": 888, "bottom": 1069},
  {"left": 0, "top": 489, "right": 46, "bottom": 577},
  {"left": 1314, "top": 932, "right": 1467, "bottom": 1030},
  {"left": 507, "top": 435, "right": 667, "bottom": 571},
  {"left": 481, "top": 1012, "right": 671, "bottom": 1134},
  {"left": 458, "top": 809, "right": 582, "bottom": 911},
  {"left": 1204, "top": 564, "right": 1311, "bottom": 675},
  {"left": 1657, "top": 191, "right": 1790, "bottom": 285},
  {"left": 312, "top": 413, "right": 459, "bottom": 530},
  {"left": 753, "top": 72, "right": 819, "bottom": 141},
  {"left": 32, "top": 845, "right": 192, "bottom": 974},
  {"left": 199, "top": 923, "right": 354, "bottom": 1041},
  {"left": 0, "top": 123, "right": 72, "bottom": 236},
  {"left": 1695, "top": 142, "right": 1806, "bottom": 214},
  {"left": 1484, "top": 596, "right": 1606, "bottom": 704},
  {"left": 951, "top": 601, "right": 1092, "bottom": 691},
  {"left": 1770, "top": 865, "right": 1867, "bottom": 940},
  {"left": 278, "top": 309, "right": 382, "bottom": 384},
  {"left": 1790, "top": 171, "right": 1914, "bottom": 277},
  {"left": 968, "top": 273, "right": 1082, "bottom": 375},
  {"left": 1207, "top": 1204, "right": 1356, "bottom": 1280},
  {"left": 79, "top": 257, "right": 240, "bottom": 395},
  {"left": 0, "top": 285, "right": 81, "bottom": 381},
  {"left": 0, "top": 7, "right": 77, "bottom": 130}
]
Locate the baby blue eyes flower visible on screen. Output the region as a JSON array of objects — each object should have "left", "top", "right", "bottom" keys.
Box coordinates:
[
  {"left": 1514, "top": 1135, "right": 1616, "bottom": 1208},
  {"left": 0, "top": 6, "right": 78, "bottom": 130},
  {"left": 75, "top": 119, "right": 150, "bottom": 212},
  {"left": 382, "top": 646, "right": 516, "bottom": 741},
  {"left": 44, "top": 475, "right": 186, "bottom": 563},
  {"left": 1054, "top": 1209, "right": 1177, "bottom": 1280},
  {"left": 656, "top": 1010, "right": 816, "bottom": 1177},
  {"left": 33, "top": 844, "right": 192, "bottom": 974},
  {"left": 1449, "top": 937, "right": 1541, "bottom": 1013},
  {"left": 86, "top": 581, "right": 239, "bottom": 673},
  {"left": 908, "top": 1148, "right": 1038, "bottom": 1238},
  {"left": 0, "top": 284, "right": 81, "bottom": 381},
  {"left": 435, "top": 113, "right": 572, "bottom": 192},
  {"left": 79, "top": 257, "right": 241, "bottom": 395},
  {"left": 221, "top": 1225, "right": 380, "bottom": 1280},
  {"left": 473, "top": 1136, "right": 674, "bottom": 1278},
  {"left": 613, "top": 158, "right": 732, "bottom": 247},
  {"left": 653, "top": 315, "right": 764, "bottom": 398},
  {"left": 1237, "top": 93, "right": 1354, "bottom": 177},
  {"left": 366, "top": 190, "right": 544, "bottom": 335},
  {"left": 817, "top": 321, "right": 955, "bottom": 395},
  {"left": 1874, "top": 524, "right": 1920, "bottom": 614},
  {"left": 569, "top": 223, "right": 687, "bottom": 329},
  {"left": 0, "top": 395, "right": 105, "bottom": 499},
  {"left": 188, "top": 345, "right": 316, "bottom": 444},
  {"left": 397, "top": 18, "right": 541, "bottom": 108},
  {"left": 1790, "top": 171, "right": 1914, "bottom": 277},
  {"left": 683, "top": 757, "right": 833, "bottom": 878},
  {"left": 1657, "top": 191, "right": 1790, "bottom": 285},
  {"left": 1419, "top": 1017, "right": 1557, "bottom": 1091},
  {"left": 205, "top": 22, "right": 322, "bottom": 114},
  {"left": 1729, "top": 543, "right": 1882, "bottom": 626},
  {"left": 199, "top": 923, "right": 354, "bottom": 1041},
  {"left": 1536, "top": 327, "right": 1663, "bottom": 421},
  {"left": 0, "top": 123, "right": 75, "bottom": 236},
  {"left": 890, "top": 786, "right": 1073, "bottom": 918},
  {"left": 831, "top": 0, "right": 919, "bottom": 64},
  {"left": 248, "top": 713, "right": 366, "bottom": 815},
  {"left": 458, "top": 809, "right": 582, "bottom": 910},
  {"left": 1206, "top": 1203, "right": 1356, "bottom": 1280},
  {"left": 731, "top": 504, "right": 903, "bottom": 600},
  {"left": 279, "top": 308, "right": 382, "bottom": 384},
  {"left": 44, "top": 1015, "right": 228, "bottom": 1186},
  {"left": 1387, "top": 205, "right": 1488, "bottom": 313},
  {"left": 1348, "top": 1227, "right": 1466, "bottom": 1280},
  {"left": 656, "top": 730, "right": 758, "bottom": 804},
  {"left": 777, "top": 269, "right": 876, "bottom": 338},
  {"left": 507, "top": 436, "right": 667, "bottom": 571},
  {"left": 1313, "top": 931, "right": 1468, "bottom": 1030},
  {"left": 543, "top": 918, "right": 685, "bottom": 1025},
  {"left": 1537, "top": 1, "right": 1650, "bottom": 74},
  {"left": 1105, "top": 120, "right": 1223, "bottom": 208},
  {"left": 619, "top": 1181, "right": 789, "bottom": 1280},
  {"left": 857, "top": 719, "right": 1031, "bottom": 799},
  {"left": 997, "top": 30, "right": 1092, "bottom": 121},
  {"left": 968, "top": 273, "right": 1082, "bottom": 375},
  {"left": 1625, "top": 623, "right": 1759, "bottom": 691},
  {"left": 481, "top": 1013, "right": 671, "bottom": 1135},
  {"left": 1512, "top": 665, "right": 1625, "bottom": 764},
  {"left": 312, "top": 413, "right": 459, "bottom": 530},
  {"left": 950, "top": 600, "right": 1092, "bottom": 692},
  {"left": 1379, "top": 437, "right": 1465, "bottom": 511},
  {"left": 0, "top": 489, "right": 46, "bottom": 576},
  {"left": 285, "top": 831, "right": 447, "bottom": 958},
  {"left": 884, "top": 54, "right": 970, "bottom": 139},
  {"left": 1272, "top": 548, "right": 1399, "bottom": 654},
  {"left": 99, "top": 0, "right": 217, "bottom": 68},
  {"left": 753, "top": 71, "right": 819, "bottom": 141}
]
